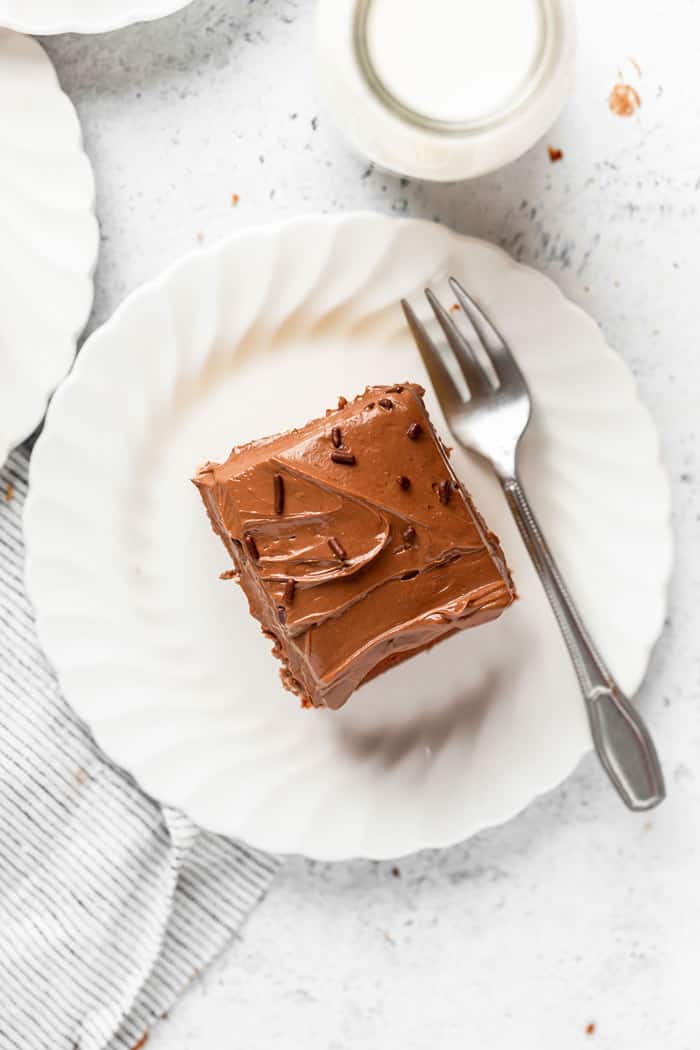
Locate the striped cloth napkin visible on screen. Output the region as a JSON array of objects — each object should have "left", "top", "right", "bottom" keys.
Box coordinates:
[{"left": 0, "top": 448, "right": 281, "bottom": 1050}]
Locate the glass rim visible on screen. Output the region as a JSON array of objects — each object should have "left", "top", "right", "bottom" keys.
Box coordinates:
[{"left": 353, "top": 0, "right": 561, "bottom": 136}]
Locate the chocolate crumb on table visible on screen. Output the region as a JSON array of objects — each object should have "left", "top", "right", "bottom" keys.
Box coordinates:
[
  {"left": 193, "top": 383, "right": 516, "bottom": 710},
  {"left": 4, "top": 482, "right": 13, "bottom": 502},
  {"left": 609, "top": 81, "right": 641, "bottom": 117},
  {"left": 219, "top": 569, "right": 237, "bottom": 580},
  {"left": 585, "top": 1023, "right": 596, "bottom": 1036},
  {"left": 547, "top": 145, "right": 564, "bottom": 162}
]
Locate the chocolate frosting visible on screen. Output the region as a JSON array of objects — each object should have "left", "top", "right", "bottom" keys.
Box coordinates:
[{"left": 194, "top": 384, "right": 516, "bottom": 709}]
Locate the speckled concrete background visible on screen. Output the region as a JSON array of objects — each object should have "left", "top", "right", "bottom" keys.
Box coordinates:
[{"left": 42, "top": 1, "right": 699, "bottom": 1047}]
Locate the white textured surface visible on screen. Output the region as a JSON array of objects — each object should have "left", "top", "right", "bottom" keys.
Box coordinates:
[
  {"left": 39, "top": 0, "right": 699, "bottom": 1046},
  {"left": 25, "top": 215, "right": 671, "bottom": 859}
]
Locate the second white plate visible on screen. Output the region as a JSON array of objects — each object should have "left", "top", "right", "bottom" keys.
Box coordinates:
[
  {"left": 0, "top": 0, "right": 192, "bottom": 33},
  {"left": 0, "top": 30, "right": 97, "bottom": 467},
  {"left": 25, "top": 215, "right": 672, "bottom": 860}
]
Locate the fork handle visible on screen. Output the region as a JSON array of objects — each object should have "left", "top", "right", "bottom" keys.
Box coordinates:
[{"left": 502, "top": 476, "right": 665, "bottom": 811}]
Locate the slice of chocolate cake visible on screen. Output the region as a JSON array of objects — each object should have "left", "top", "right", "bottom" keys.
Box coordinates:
[{"left": 193, "top": 384, "right": 516, "bottom": 710}]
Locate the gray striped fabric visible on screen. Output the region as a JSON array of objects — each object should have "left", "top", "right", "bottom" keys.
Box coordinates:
[{"left": 0, "top": 448, "right": 281, "bottom": 1050}]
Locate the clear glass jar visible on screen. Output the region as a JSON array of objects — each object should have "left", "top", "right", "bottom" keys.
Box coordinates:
[{"left": 315, "top": 0, "right": 576, "bottom": 181}]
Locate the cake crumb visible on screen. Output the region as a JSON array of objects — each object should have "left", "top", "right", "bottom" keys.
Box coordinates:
[
  {"left": 391, "top": 866, "right": 401, "bottom": 878},
  {"left": 609, "top": 82, "right": 641, "bottom": 117},
  {"left": 231, "top": 193, "right": 240, "bottom": 206},
  {"left": 131, "top": 1033, "right": 149, "bottom": 1050},
  {"left": 219, "top": 569, "right": 237, "bottom": 580},
  {"left": 547, "top": 145, "right": 564, "bottom": 162},
  {"left": 585, "top": 1022, "right": 596, "bottom": 1036},
  {"left": 73, "top": 767, "right": 88, "bottom": 785},
  {"left": 4, "top": 482, "right": 13, "bottom": 502},
  {"left": 450, "top": 302, "right": 461, "bottom": 312}
]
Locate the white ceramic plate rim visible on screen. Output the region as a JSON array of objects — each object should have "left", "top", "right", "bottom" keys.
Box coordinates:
[
  {"left": 0, "top": 0, "right": 192, "bottom": 34},
  {"left": 25, "top": 214, "right": 673, "bottom": 859},
  {"left": 0, "top": 31, "right": 98, "bottom": 465}
]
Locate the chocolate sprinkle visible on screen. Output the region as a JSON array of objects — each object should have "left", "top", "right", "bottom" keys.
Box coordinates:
[
  {"left": 379, "top": 398, "right": 394, "bottom": 410},
  {"left": 331, "top": 426, "right": 342, "bottom": 448},
  {"left": 397, "top": 475, "right": 411, "bottom": 490},
  {"left": 407, "top": 422, "right": 423, "bottom": 440},
  {"left": 328, "top": 536, "right": 347, "bottom": 560},
  {"left": 330, "top": 450, "right": 356, "bottom": 465},
  {"left": 403, "top": 526, "right": 417, "bottom": 545},
  {"left": 273, "top": 472, "right": 285, "bottom": 515},
  {"left": 244, "top": 532, "right": 259, "bottom": 560},
  {"left": 277, "top": 605, "right": 287, "bottom": 624},
  {"left": 283, "top": 578, "right": 296, "bottom": 604},
  {"left": 438, "top": 480, "right": 452, "bottom": 505}
]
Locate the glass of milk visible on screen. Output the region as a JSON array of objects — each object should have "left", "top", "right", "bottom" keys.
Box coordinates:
[{"left": 316, "top": 0, "right": 575, "bottom": 180}]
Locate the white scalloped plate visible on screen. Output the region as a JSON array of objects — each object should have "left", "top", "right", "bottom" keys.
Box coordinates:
[
  {"left": 0, "top": 30, "right": 97, "bottom": 467},
  {"left": 0, "top": 0, "right": 191, "bottom": 34},
  {"left": 25, "top": 215, "right": 672, "bottom": 860}
]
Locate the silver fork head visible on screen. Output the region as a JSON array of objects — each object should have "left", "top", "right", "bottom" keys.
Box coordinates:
[{"left": 401, "top": 277, "right": 532, "bottom": 480}]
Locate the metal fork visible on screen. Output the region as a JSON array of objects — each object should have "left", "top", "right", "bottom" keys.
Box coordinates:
[{"left": 402, "top": 277, "right": 665, "bottom": 811}]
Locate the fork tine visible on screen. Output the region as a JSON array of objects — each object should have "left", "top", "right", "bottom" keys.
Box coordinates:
[
  {"left": 425, "top": 288, "right": 492, "bottom": 396},
  {"left": 401, "top": 299, "right": 462, "bottom": 415},
  {"left": 449, "top": 277, "right": 527, "bottom": 388}
]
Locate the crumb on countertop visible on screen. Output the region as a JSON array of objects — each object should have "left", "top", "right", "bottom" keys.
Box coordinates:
[
  {"left": 609, "top": 82, "right": 641, "bottom": 117},
  {"left": 450, "top": 302, "right": 461, "bottom": 312},
  {"left": 547, "top": 145, "right": 564, "bottom": 162},
  {"left": 391, "top": 866, "right": 401, "bottom": 878},
  {"left": 4, "top": 482, "right": 13, "bottom": 502},
  {"left": 585, "top": 1022, "right": 596, "bottom": 1036},
  {"left": 219, "top": 569, "right": 237, "bottom": 580},
  {"left": 131, "top": 1033, "right": 149, "bottom": 1050},
  {"left": 231, "top": 193, "right": 240, "bottom": 206},
  {"left": 73, "top": 767, "right": 88, "bottom": 785}
]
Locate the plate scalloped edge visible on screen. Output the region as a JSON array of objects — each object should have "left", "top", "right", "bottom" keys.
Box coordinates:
[{"left": 24, "top": 213, "right": 674, "bottom": 860}]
